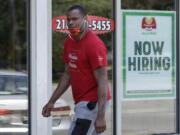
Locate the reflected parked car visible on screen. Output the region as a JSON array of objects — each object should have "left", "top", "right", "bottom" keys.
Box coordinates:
[{"left": 0, "top": 70, "right": 72, "bottom": 135}]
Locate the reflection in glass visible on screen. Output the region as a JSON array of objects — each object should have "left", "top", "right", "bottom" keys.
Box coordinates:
[
  {"left": 122, "top": 0, "right": 175, "bottom": 10},
  {"left": 0, "top": 0, "right": 28, "bottom": 134},
  {"left": 0, "top": 72, "right": 27, "bottom": 95}
]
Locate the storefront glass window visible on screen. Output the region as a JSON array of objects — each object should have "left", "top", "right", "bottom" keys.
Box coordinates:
[
  {"left": 0, "top": 0, "right": 29, "bottom": 134},
  {"left": 121, "top": 0, "right": 177, "bottom": 134}
]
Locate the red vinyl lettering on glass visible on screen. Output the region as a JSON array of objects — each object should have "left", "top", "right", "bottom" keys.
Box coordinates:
[{"left": 52, "top": 15, "right": 114, "bottom": 34}]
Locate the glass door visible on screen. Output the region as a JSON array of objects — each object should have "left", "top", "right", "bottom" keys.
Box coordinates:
[
  {"left": 0, "top": 0, "right": 29, "bottom": 134},
  {"left": 121, "top": 0, "right": 177, "bottom": 134}
]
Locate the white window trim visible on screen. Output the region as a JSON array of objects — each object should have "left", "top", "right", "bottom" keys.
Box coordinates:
[
  {"left": 115, "top": 0, "right": 123, "bottom": 135},
  {"left": 30, "top": 0, "right": 52, "bottom": 134}
]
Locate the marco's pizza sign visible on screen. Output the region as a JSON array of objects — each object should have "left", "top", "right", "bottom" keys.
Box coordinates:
[
  {"left": 122, "top": 11, "right": 176, "bottom": 99},
  {"left": 52, "top": 16, "right": 114, "bottom": 34}
]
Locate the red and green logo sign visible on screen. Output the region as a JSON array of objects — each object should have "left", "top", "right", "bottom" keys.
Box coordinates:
[{"left": 142, "top": 17, "right": 156, "bottom": 31}]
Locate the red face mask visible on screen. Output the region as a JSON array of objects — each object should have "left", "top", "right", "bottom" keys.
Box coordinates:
[
  {"left": 68, "top": 18, "right": 86, "bottom": 37},
  {"left": 68, "top": 27, "right": 81, "bottom": 36}
]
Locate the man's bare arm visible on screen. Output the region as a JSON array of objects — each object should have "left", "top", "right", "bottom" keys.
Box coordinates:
[
  {"left": 42, "top": 64, "right": 70, "bottom": 117},
  {"left": 48, "top": 65, "right": 71, "bottom": 104},
  {"left": 94, "top": 66, "right": 108, "bottom": 133}
]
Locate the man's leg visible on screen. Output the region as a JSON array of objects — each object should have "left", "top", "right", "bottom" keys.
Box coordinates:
[
  {"left": 68, "top": 101, "right": 98, "bottom": 135},
  {"left": 69, "top": 118, "right": 92, "bottom": 135}
]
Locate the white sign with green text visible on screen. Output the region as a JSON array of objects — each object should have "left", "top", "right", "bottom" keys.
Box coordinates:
[{"left": 122, "top": 10, "right": 176, "bottom": 99}]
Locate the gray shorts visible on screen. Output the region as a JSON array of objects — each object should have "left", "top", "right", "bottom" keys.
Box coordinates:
[{"left": 68, "top": 101, "right": 103, "bottom": 135}]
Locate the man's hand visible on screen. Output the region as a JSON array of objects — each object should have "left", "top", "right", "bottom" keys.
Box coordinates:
[
  {"left": 95, "top": 115, "right": 106, "bottom": 133},
  {"left": 42, "top": 102, "right": 54, "bottom": 117},
  {"left": 42, "top": 64, "right": 70, "bottom": 118}
]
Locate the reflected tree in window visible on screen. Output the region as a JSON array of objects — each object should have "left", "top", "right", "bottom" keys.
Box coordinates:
[{"left": 0, "top": 0, "right": 27, "bottom": 71}]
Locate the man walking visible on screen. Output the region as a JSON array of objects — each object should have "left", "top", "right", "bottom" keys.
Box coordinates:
[{"left": 42, "top": 5, "right": 111, "bottom": 135}]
